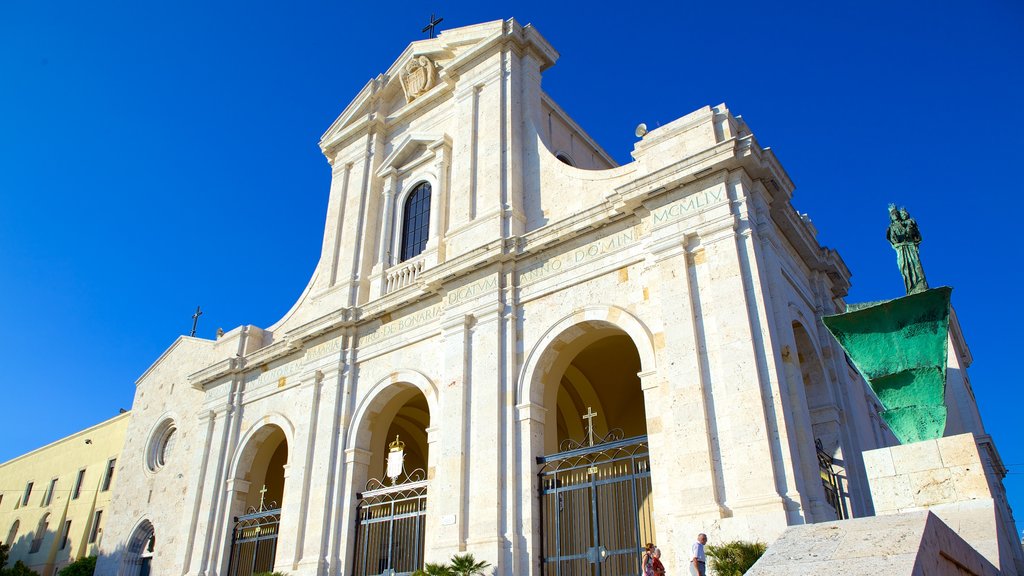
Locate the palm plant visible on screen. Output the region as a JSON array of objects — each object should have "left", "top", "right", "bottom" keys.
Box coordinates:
[
  {"left": 412, "top": 563, "right": 454, "bottom": 576},
  {"left": 448, "top": 553, "right": 491, "bottom": 576},
  {"left": 705, "top": 540, "right": 767, "bottom": 576}
]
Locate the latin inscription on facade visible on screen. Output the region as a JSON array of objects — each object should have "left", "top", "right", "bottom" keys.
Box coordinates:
[
  {"left": 650, "top": 187, "right": 725, "bottom": 227},
  {"left": 519, "top": 227, "right": 641, "bottom": 287},
  {"left": 245, "top": 336, "right": 344, "bottom": 387},
  {"left": 359, "top": 303, "right": 443, "bottom": 347}
]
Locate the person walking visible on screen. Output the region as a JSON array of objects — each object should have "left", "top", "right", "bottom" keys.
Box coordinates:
[
  {"left": 691, "top": 533, "right": 707, "bottom": 576},
  {"left": 651, "top": 547, "right": 666, "bottom": 576},
  {"left": 642, "top": 542, "right": 655, "bottom": 576}
]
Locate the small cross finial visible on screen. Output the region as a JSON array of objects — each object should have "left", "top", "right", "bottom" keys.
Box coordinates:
[
  {"left": 582, "top": 407, "right": 599, "bottom": 447},
  {"left": 422, "top": 13, "right": 443, "bottom": 39},
  {"left": 190, "top": 305, "right": 203, "bottom": 337},
  {"left": 258, "top": 484, "right": 268, "bottom": 510}
]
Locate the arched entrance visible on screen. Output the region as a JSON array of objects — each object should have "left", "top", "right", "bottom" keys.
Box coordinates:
[
  {"left": 533, "top": 321, "right": 655, "bottom": 576},
  {"left": 351, "top": 382, "right": 432, "bottom": 576},
  {"left": 118, "top": 520, "right": 154, "bottom": 576},
  {"left": 226, "top": 425, "right": 288, "bottom": 576},
  {"left": 786, "top": 321, "right": 847, "bottom": 521}
]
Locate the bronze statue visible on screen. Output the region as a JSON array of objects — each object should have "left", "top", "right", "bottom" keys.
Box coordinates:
[{"left": 886, "top": 204, "right": 928, "bottom": 294}]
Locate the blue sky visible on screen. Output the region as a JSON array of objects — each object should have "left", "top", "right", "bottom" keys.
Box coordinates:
[{"left": 2, "top": 0, "right": 1022, "bottom": 530}]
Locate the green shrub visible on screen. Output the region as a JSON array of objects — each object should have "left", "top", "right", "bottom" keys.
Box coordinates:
[
  {"left": 411, "top": 552, "right": 490, "bottom": 576},
  {"left": 412, "top": 563, "right": 454, "bottom": 576},
  {"left": 705, "top": 540, "right": 767, "bottom": 576},
  {"left": 57, "top": 556, "right": 96, "bottom": 576},
  {"left": 2, "top": 560, "right": 41, "bottom": 576}
]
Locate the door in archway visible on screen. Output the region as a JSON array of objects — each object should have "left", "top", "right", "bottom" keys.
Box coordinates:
[
  {"left": 352, "top": 391, "right": 430, "bottom": 576},
  {"left": 226, "top": 428, "right": 287, "bottom": 576},
  {"left": 538, "top": 333, "right": 656, "bottom": 576}
]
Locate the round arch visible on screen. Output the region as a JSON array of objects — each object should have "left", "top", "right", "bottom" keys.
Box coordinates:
[
  {"left": 228, "top": 414, "right": 295, "bottom": 483},
  {"left": 518, "top": 305, "right": 657, "bottom": 408},
  {"left": 118, "top": 518, "right": 155, "bottom": 576},
  {"left": 346, "top": 369, "right": 439, "bottom": 454}
]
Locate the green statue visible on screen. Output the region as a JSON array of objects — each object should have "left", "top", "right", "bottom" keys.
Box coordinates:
[{"left": 886, "top": 204, "right": 928, "bottom": 294}]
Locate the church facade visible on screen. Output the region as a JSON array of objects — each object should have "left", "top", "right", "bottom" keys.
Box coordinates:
[{"left": 98, "top": 19, "right": 908, "bottom": 576}]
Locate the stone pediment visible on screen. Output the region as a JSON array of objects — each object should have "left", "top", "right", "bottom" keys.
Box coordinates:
[
  {"left": 377, "top": 133, "right": 451, "bottom": 177},
  {"left": 319, "top": 19, "right": 556, "bottom": 157}
]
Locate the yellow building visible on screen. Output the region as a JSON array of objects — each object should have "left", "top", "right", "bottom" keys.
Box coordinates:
[{"left": 0, "top": 413, "right": 129, "bottom": 576}]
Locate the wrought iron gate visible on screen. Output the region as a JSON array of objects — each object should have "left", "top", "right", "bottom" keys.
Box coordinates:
[
  {"left": 226, "top": 506, "right": 281, "bottom": 576},
  {"left": 816, "top": 439, "right": 848, "bottom": 520},
  {"left": 538, "top": 434, "right": 654, "bottom": 576},
  {"left": 352, "top": 471, "right": 428, "bottom": 576}
]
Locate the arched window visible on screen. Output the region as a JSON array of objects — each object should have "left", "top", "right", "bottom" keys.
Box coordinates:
[
  {"left": 400, "top": 182, "right": 431, "bottom": 262},
  {"left": 6, "top": 520, "right": 19, "bottom": 547}
]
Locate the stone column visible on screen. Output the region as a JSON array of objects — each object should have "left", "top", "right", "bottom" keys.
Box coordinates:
[
  {"left": 691, "top": 213, "right": 791, "bottom": 532},
  {"left": 181, "top": 409, "right": 218, "bottom": 575},
  {"left": 514, "top": 402, "right": 546, "bottom": 576},
  {"left": 374, "top": 170, "right": 397, "bottom": 293},
  {"left": 292, "top": 367, "right": 336, "bottom": 575},
  {"left": 430, "top": 314, "right": 471, "bottom": 556},
  {"left": 336, "top": 448, "right": 371, "bottom": 576},
  {"left": 465, "top": 302, "right": 505, "bottom": 565}
]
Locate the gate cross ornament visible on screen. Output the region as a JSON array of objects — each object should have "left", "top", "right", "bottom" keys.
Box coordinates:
[
  {"left": 582, "top": 407, "right": 598, "bottom": 447},
  {"left": 258, "top": 485, "right": 268, "bottom": 510}
]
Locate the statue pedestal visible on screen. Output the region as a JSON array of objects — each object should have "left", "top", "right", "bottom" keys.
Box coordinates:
[
  {"left": 862, "top": 433, "right": 1022, "bottom": 574},
  {"left": 823, "top": 287, "right": 952, "bottom": 444}
]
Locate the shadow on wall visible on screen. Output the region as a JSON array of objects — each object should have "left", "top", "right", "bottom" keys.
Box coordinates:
[{"left": 3, "top": 523, "right": 125, "bottom": 576}]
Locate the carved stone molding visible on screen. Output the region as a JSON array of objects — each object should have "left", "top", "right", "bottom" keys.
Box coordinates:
[{"left": 400, "top": 56, "right": 437, "bottom": 103}]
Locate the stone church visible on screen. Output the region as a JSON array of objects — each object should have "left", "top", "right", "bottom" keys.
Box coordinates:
[{"left": 96, "top": 18, "right": 977, "bottom": 576}]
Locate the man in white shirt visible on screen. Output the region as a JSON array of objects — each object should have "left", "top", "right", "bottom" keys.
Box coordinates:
[{"left": 691, "top": 533, "right": 707, "bottom": 576}]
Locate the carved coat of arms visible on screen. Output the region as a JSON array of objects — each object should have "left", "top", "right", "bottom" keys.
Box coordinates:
[{"left": 399, "top": 56, "right": 437, "bottom": 103}]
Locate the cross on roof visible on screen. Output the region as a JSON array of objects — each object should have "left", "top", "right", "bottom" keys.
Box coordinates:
[
  {"left": 422, "top": 13, "right": 443, "bottom": 39},
  {"left": 582, "top": 407, "right": 598, "bottom": 447},
  {"left": 190, "top": 305, "right": 203, "bottom": 337}
]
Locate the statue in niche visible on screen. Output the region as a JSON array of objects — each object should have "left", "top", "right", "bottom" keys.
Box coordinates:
[
  {"left": 886, "top": 204, "right": 928, "bottom": 294},
  {"left": 400, "top": 55, "right": 437, "bottom": 103}
]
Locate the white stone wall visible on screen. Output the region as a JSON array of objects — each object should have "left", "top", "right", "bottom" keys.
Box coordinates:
[{"left": 97, "top": 18, "right": 900, "bottom": 576}]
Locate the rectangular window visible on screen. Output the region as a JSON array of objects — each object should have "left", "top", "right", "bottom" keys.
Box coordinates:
[
  {"left": 72, "top": 469, "right": 85, "bottom": 500},
  {"left": 22, "top": 482, "right": 33, "bottom": 507},
  {"left": 88, "top": 510, "right": 102, "bottom": 543},
  {"left": 60, "top": 520, "right": 72, "bottom": 550},
  {"left": 43, "top": 478, "right": 58, "bottom": 506},
  {"left": 101, "top": 459, "right": 116, "bottom": 492}
]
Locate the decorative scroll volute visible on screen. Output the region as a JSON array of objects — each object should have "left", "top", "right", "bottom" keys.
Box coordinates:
[{"left": 399, "top": 56, "right": 437, "bottom": 103}]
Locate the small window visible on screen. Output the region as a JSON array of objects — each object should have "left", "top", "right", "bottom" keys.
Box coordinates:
[
  {"left": 400, "top": 182, "right": 431, "bottom": 262},
  {"left": 60, "top": 520, "right": 72, "bottom": 550},
  {"left": 29, "top": 514, "right": 48, "bottom": 553},
  {"left": 43, "top": 478, "right": 58, "bottom": 506},
  {"left": 101, "top": 459, "right": 116, "bottom": 492},
  {"left": 555, "top": 153, "right": 575, "bottom": 166},
  {"left": 88, "top": 510, "right": 102, "bottom": 543},
  {"left": 22, "top": 482, "right": 33, "bottom": 507},
  {"left": 0, "top": 494, "right": 4, "bottom": 509},
  {"left": 72, "top": 469, "right": 85, "bottom": 500},
  {"left": 6, "top": 520, "right": 18, "bottom": 547}
]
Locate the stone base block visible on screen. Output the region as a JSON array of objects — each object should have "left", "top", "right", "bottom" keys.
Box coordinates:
[
  {"left": 863, "top": 432, "right": 1023, "bottom": 574},
  {"left": 745, "top": 511, "right": 997, "bottom": 576}
]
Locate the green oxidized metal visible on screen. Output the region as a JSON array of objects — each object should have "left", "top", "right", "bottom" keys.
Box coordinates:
[{"left": 822, "top": 287, "right": 952, "bottom": 444}]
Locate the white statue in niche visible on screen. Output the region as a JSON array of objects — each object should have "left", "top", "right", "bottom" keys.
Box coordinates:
[{"left": 400, "top": 55, "right": 437, "bottom": 103}]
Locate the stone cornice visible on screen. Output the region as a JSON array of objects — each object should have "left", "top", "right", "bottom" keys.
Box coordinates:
[{"left": 188, "top": 356, "right": 244, "bottom": 390}]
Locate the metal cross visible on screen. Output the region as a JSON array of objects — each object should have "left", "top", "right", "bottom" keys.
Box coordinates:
[
  {"left": 422, "top": 13, "right": 443, "bottom": 39},
  {"left": 190, "top": 305, "right": 202, "bottom": 337},
  {"left": 258, "top": 485, "right": 268, "bottom": 510},
  {"left": 582, "top": 407, "right": 599, "bottom": 447}
]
